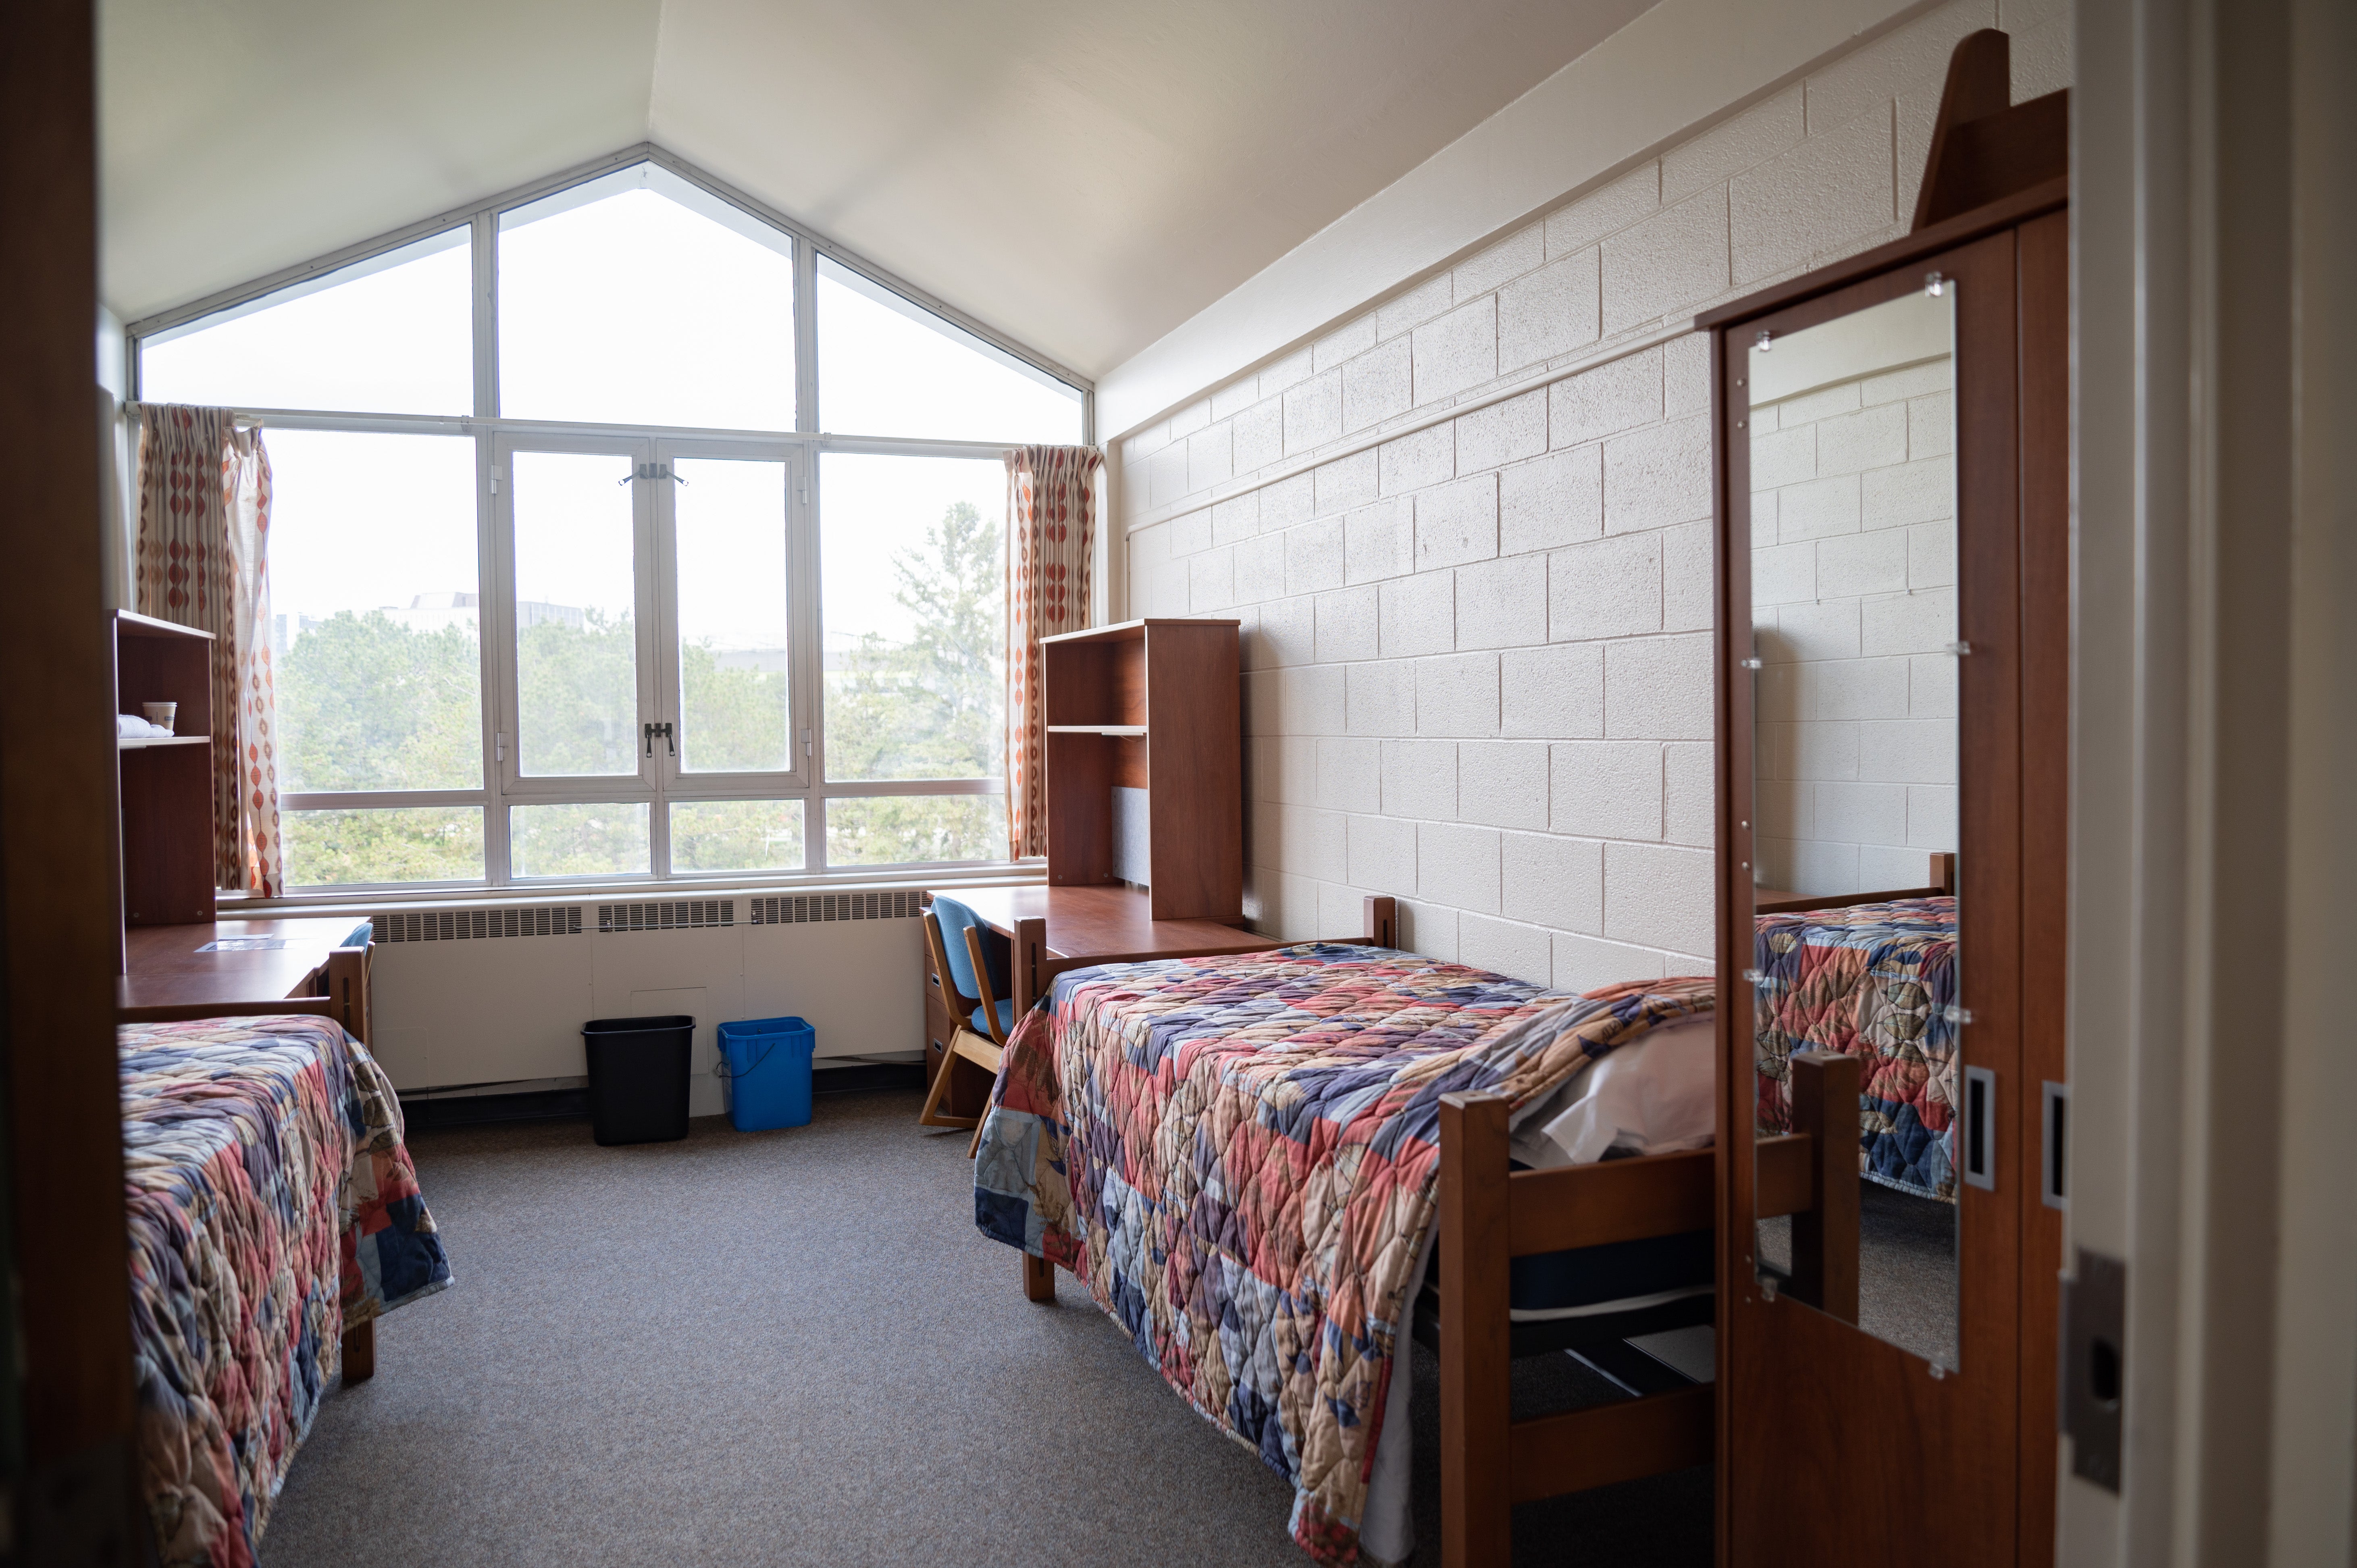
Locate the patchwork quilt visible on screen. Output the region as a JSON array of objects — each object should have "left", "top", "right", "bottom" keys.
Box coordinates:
[
  {"left": 972, "top": 944, "right": 1712, "bottom": 1563},
  {"left": 121, "top": 1015, "right": 452, "bottom": 1567},
  {"left": 1753, "top": 896, "right": 1959, "bottom": 1199}
]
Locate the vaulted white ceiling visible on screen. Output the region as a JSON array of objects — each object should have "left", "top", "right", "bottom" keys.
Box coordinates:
[{"left": 100, "top": 0, "right": 1659, "bottom": 380}]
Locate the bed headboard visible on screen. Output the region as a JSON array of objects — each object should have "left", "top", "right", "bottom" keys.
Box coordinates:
[
  {"left": 118, "top": 996, "right": 335, "bottom": 1026},
  {"left": 1753, "top": 851, "right": 1957, "bottom": 917}
]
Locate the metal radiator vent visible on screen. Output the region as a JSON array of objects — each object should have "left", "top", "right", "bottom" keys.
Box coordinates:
[
  {"left": 598, "top": 899, "right": 736, "bottom": 933},
  {"left": 374, "top": 905, "right": 584, "bottom": 943},
  {"left": 749, "top": 890, "right": 924, "bottom": 924}
]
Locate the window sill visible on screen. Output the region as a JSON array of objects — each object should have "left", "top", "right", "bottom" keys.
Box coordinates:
[{"left": 221, "top": 862, "right": 1045, "bottom": 919}]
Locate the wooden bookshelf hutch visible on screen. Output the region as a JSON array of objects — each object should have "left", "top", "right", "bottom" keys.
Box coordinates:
[{"left": 1039, "top": 617, "right": 1243, "bottom": 921}]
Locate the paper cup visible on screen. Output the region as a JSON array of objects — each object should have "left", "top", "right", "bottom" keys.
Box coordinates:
[{"left": 142, "top": 702, "right": 177, "bottom": 734}]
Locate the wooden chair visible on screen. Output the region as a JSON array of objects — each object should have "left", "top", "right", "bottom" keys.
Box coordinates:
[{"left": 916, "top": 897, "right": 1016, "bottom": 1156}]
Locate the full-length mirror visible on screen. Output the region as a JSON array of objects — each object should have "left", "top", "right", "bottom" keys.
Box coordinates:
[{"left": 1746, "top": 283, "right": 1962, "bottom": 1369}]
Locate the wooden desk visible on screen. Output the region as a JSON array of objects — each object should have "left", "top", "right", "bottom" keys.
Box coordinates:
[
  {"left": 936, "top": 884, "right": 1287, "bottom": 1015},
  {"left": 120, "top": 916, "right": 374, "bottom": 1023}
]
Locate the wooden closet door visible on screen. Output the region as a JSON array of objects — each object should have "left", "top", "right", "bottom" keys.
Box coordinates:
[{"left": 1713, "top": 226, "right": 2028, "bottom": 1566}]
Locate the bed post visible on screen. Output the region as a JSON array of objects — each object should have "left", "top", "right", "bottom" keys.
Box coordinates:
[
  {"left": 1362, "top": 894, "right": 1396, "bottom": 948},
  {"left": 1438, "top": 1090, "right": 1512, "bottom": 1568},
  {"left": 341, "top": 1318, "right": 375, "bottom": 1384},
  {"left": 1787, "top": 1050, "right": 1861, "bottom": 1321}
]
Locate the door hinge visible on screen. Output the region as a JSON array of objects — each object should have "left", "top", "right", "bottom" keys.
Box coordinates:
[
  {"left": 490, "top": 465, "right": 501, "bottom": 495},
  {"left": 495, "top": 730, "right": 506, "bottom": 763},
  {"left": 802, "top": 727, "right": 813, "bottom": 758}
]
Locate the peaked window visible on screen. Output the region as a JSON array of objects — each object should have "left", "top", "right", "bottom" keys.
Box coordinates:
[
  {"left": 818, "top": 256, "right": 1082, "bottom": 444},
  {"left": 139, "top": 228, "right": 472, "bottom": 415},
  {"left": 498, "top": 165, "right": 797, "bottom": 430},
  {"left": 130, "top": 156, "right": 1086, "bottom": 894}
]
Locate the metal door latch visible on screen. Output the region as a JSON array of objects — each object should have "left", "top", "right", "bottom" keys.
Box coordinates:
[
  {"left": 2062, "top": 1248, "right": 2126, "bottom": 1492},
  {"left": 642, "top": 721, "right": 675, "bottom": 756}
]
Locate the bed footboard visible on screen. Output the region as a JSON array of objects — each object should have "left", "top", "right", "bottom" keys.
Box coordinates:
[{"left": 1438, "top": 1056, "right": 1859, "bottom": 1566}]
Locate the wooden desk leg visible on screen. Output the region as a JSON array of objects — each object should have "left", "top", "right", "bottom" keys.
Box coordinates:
[
  {"left": 341, "top": 1317, "right": 376, "bottom": 1384},
  {"left": 1023, "top": 1252, "right": 1056, "bottom": 1303}
]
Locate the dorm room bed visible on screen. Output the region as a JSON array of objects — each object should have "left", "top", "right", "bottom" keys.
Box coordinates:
[
  {"left": 969, "top": 903, "right": 1852, "bottom": 1566},
  {"left": 121, "top": 1001, "right": 451, "bottom": 1566},
  {"left": 1753, "top": 891, "right": 1959, "bottom": 1201}
]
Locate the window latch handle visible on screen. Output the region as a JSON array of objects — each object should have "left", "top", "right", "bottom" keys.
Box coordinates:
[{"left": 643, "top": 720, "right": 675, "bottom": 757}]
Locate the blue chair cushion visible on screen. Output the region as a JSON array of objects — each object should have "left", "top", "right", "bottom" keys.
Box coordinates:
[
  {"left": 931, "top": 896, "right": 1012, "bottom": 1020},
  {"left": 971, "top": 999, "right": 1018, "bottom": 1039}
]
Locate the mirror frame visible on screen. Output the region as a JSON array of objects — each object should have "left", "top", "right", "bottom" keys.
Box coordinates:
[{"left": 1711, "top": 228, "right": 2026, "bottom": 1382}]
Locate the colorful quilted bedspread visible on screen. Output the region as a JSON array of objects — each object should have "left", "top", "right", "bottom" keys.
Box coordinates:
[
  {"left": 121, "top": 1015, "right": 452, "bottom": 1567},
  {"left": 1754, "top": 896, "right": 1958, "bottom": 1199},
  {"left": 971, "top": 944, "right": 1711, "bottom": 1564}
]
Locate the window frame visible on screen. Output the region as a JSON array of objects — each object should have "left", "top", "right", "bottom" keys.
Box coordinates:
[{"left": 129, "top": 147, "right": 1089, "bottom": 898}]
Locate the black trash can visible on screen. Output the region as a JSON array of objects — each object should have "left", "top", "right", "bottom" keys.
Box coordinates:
[{"left": 582, "top": 1015, "right": 694, "bottom": 1145}]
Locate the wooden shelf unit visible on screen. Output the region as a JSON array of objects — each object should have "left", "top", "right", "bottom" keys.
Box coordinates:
[
  {"left": 114, "top": 610, "right": 215, "bottom": 927},
  {"left": 1040, "top": 618, "right": 1243, "bottom": 923}
]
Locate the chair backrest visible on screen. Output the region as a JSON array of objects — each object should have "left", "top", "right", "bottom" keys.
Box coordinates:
[{"left": 930, "top": 896, "right": 1011, "bottom": 1009}]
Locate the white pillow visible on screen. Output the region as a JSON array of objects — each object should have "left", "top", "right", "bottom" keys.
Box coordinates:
[{"left": 1508, "top": 1013, "right": 1716, "bottom": 1169}]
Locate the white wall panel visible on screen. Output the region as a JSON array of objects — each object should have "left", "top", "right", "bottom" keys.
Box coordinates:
[
  {"left": 371, "top": 932, "right": 595, "bottom": 1092},
  {"left": 741, "top": 918, "right": 924, "bottom": 1064}
]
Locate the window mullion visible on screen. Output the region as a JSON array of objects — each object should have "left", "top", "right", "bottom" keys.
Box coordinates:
[
  {"left": 472, "top": 209, "right": 498, "bottom": 419},
  {"left": 796, "top": 447, "right": 828, "bottom": 873},
  {"left": 649, "top": 439, "right": 682, "bottom": 879},
  {"left": 483, "top": 432, "right": 518, "bottom": 886},
  {"left": 794, "top": 237, "right": 818, "bottom": 435}
]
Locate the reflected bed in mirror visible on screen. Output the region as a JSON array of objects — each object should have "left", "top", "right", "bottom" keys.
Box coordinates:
[{"left": 1746, "top": 282, "right": 1962, "bottom": 1370}]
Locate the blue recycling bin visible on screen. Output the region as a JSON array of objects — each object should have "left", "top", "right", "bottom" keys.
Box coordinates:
[{"left": 715, "top": 1015, "right": 817, "bottom": 1132}]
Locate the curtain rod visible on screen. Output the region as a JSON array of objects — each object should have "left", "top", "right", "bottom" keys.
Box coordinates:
[{"left": 1120, "top": 317, "right": 1698, "bottom": 535}]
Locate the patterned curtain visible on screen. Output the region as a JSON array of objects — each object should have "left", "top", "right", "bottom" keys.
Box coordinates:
[
  {"left": 1005, "top": 445, "right": 1101, "bottom": 859},
  {"left": 135, "top": 405, "right": 283, "bottom": 896}
]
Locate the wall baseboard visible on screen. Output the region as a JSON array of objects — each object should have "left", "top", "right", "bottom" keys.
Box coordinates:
[{"left": 399, "top": 1061, "right": 928, "bottom": 1132}]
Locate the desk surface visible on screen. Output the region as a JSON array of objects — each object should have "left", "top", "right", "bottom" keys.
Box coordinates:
[
  {"left": 120, "top": 915, "right": 372, "bottom": 1013},
  {"left": 936, "top": 884, "right": 1286, "bottom": 964}
]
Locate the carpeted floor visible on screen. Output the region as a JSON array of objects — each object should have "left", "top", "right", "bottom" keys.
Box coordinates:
[
  {"left": 1755, "top": 1180, "right": 1961, "bottom": 1366},
  {"left": 259, "top": 1090, "right": 1711, "bottom": 1568}
]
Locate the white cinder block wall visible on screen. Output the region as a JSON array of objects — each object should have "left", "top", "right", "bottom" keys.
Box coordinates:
[
  {"left": 1752, "top": 353, "right": 1960, "bottom": 896},
  {"left": 1113, "top": 0, "right": 2069, "bottom": 988}
]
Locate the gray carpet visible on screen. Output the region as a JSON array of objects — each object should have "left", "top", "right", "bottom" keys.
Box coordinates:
[
  {"left": 1754, "top": 1180, "right": 1961, "bottom": 1366},
  {"left": 259, "top": 1090, "right": 1709, "bottom": 1567}
]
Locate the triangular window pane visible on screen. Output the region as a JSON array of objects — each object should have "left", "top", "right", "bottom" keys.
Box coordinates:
[
  {"left": 498, "top": 165, "right": 795, "bottom": 430},
  {"left": 139, "top": 229, "right": 472, "bottom": 414},
  {"left": 818, "top": 257, "right": 1081, "bottom": 444}
]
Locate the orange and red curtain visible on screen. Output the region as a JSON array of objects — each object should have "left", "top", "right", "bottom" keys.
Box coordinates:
[
  {"left": 1004, "top": 445, "right": 1100, "bottom": 859},
  {"left": 134, "top": 404, "right": 283, "bottom": 896}
]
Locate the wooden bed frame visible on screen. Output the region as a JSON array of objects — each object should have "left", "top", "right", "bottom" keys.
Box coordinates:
[
  {"left": 999, "top": 896, "right": 1862, "bottom": 1561},
  {"left": 118, "top": 938, "right": 384, "bottom": 1383},
  {"left": 1435, "top": 1051, "right": 1858, "bottom": 1565},
  {"left": 1752, "top": 850, "right": 1957, "bottom": 917}
]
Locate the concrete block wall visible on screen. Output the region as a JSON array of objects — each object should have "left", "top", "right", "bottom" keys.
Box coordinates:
[
  {"left": 1752, "top": 354, "right": 1959, "bottom": 896},
  {"left": 1111, "top": 0, "right": 2069, "bottom": 988}
]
